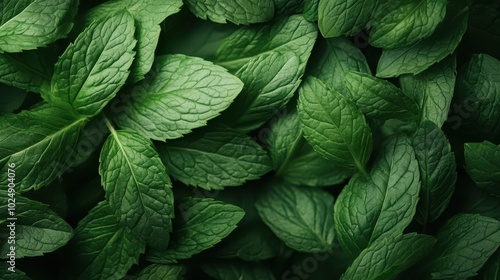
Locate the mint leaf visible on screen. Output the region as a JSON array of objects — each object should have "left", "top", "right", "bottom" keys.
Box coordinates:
[
  {"left": 318, "top": 0, "right": 376, "bottom": 37},
  {"left": 46, "top": 12, "right": 136, "bottom": 117},
  {"left": 369, "top": 0, "right": 446, "bottom": 49},
  {"left": 303, "top": 0, "right": 319, "bottom": 22},
  {"left": 84, "top": 0, "right": 183, "bottom": 82},
  {"left": 427, "top": 214, "right": 500, "bottom": 279},
  {"left": 0, "top": 0, "right": 77, "bottom": 53},
  {"left": 0, "top": 105, "right": 87, "bottom": 192},
  {"left": 71, "top": 201, "right": 145, "bottom": 280},
  {"left": 0, "top": 263, "right": 30, "bottom": 279},
  {"left": 255, "top": 182, "right": 335, "bottom": 253},
  {"left": 464, "top": 141, "right": 500, "bottom": 196},
  {"left": 114, "top": 54, "right": 243, "bottom": 140},
  {"left": 310, "top": 37, "right": 371, "bottom": 94},
  {"left": 99, "top": 128, "right": 174, "bottom": 249},
  {"left": 202, "top": 261, "right": 275, "bottom": 280},
  {"left": 400, "top": 56, "right": 457, "bottom": 127},
  {"left": 376, "top": 4, "right": 469, "bottom": 77},
  {"left": 185, "top": 0, "right": 274, "bottom": 25},
  {"left": 157, "top": 126, "right": 271, "bottom": 190},
  {"left": 341, "top": 233, "right": 436, "bottom": 280},
  {"left": 334, "top": 136, "right": 420, "bottom": 258},
  {"left": 0, "top": 192, "right": 73, "bottom": 258},
  {"left": 220, "top": 52, "right": 302, "bottom": 132},
  {"left": 136, "top": 264, "right": 186, "bottom": 280},
  {"left": 213, "top": 223, "right": 286, "bottom": 261},
  {"left": 455, "top": 54, "right": 500, "bottom": 139},
  {"left": 344, "top": 71, "right": 419, "bottom": 120},
  {"left": 216, "top": 15, "right": 317, "bottom": 72},
  {"left": 412, "top": 121, "right": 457, "bottom": 225},
  {"left": 266, "top": 108, "right": 352, "bottom": 187},
  {"left": 147, "top": 198, "right": 244, "bottom": 263},
  {"left": 0, "top": 53, "right": 49, "bottom": 93},
  {"left": 273, "top": 0, "right": 304, "bottom": 17},
  {"left": 479, "top": 249, "right": 500, "bottom": 280},
  {"left": 297, "top": 76, "right": 372, "bottom": 172}
]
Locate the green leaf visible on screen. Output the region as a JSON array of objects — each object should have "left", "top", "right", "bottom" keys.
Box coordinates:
[
  {"left": 0, "top": 53, "right": 49, "bottom": 93},
  {"left": 114, "top": 54, "right": 243, "bottom": 140},
  {"left": 0, "top": 193, "right": 73, "bottom": 258},
  {"left": 71, "top": 201, "right": 145, "bottom": 280},
  {"left": 266, "top": 108, "right": 352, "bottom": 187},
  {"left": 84, "top": 0, "right": 183, "bottom": 82},
  {"left": 297, "top": 76, "right": 372, "bottom": 172},
  {"left": 0, "top": 263, "right": 30, "bottom": 279},
  {"left": 273, "top": 0, "right": 304, "bottom": 18},
  {"left": 147, "top": 198, "right": 244, "bottom": 263},
  {"left": 369, "top": 0, "right": 446, "bottom": 49},
  {"left": 212, "top": 223, "right": 285, "bottom": 261},
  {"left": 0, "top": 0, "right": 77, "bottom": 53},
  {"left": 464, "top": 141, "right": 500, "bottom": 196},
  {"left": 216, "top": 15, "right": 317, "bottom": 72},
  {"left": 376, "top": 5, "right": 469, "bottom": 77},
  {"left": 344, "top": 71, "right": 419, "bottom": 120},
  {"left": 220, "top": 52, "right": 302, "bottom": 132},
  {"left": 400, "top": 56, "right": 457, "bottom": 127},
  {"left": 341, "top": 233, "right": 436, "bottom": 280},
  {"left": 255, "top": 182, "right": 335, "bottom": 253},
  {"left": 479, "top": 249, "right": 500, "bottom": 280},
  {"left": 412, "top": 121, "right": 456, "bottom": 225},
  {"left": 157, "top": 126, "right": 271, "bottom": 190},
  {"left": 136, "top": 264, "right": 186, "bottom": 280},
  {"left": 46, "top": 11, "right": 136, "bottom": 117},
  {"left": 318, "top": 0, "right": 376, "bottom": 37},
  {"left": 303, "top": 0, "right": 319, "bottom": 22},
  {"left": 185, "top": 0, "right": 274, "bottom": 25},
  {"left": 202, "top": 261, "right": 275, "bottom": 280},
  {"left": 0, "top": 105, "right": 87, "bottom": 192},
  {"left": 455, "top": 54, "right": 500, "bottom": 139},
  {"left": 309, "top": 37, "right": 371, "bottom": 94},
  {"left": 334, "top": 136, "right": 420, "bottom": 258},
  {"left": 427, "top": 214, "right": 500, "bottom": 279},
  {"left": 99, "top": 128, "right": 174, "bottom": 249}
]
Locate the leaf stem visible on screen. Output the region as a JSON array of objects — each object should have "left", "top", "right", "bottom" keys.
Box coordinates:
[{"left": 103, "top": 114, "right": 118, "bottom": 138}]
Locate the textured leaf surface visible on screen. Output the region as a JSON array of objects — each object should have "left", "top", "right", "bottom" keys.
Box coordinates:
[
  {"left": 455, "top": 54, "right": 500, "bottom": 139},
  {"left": 400, "top": 56, "right": 457, "bottom": 127},
  {"left": 115, "top": 54, "right": 243, "bottom": 140},
  {"left": 341, "top": 234, "right": 435, "bottom": 280},
  {"left": 71, "top": 201, "right": 144, "bottom": 280},
  {"left": 310, "top": 37, "right": 371, "bottom": 94},
  {"left": 221, "top": 52, "right": 302, "bottom": 132},
  {"left": 334, "top": 136, "right": 420, "bottom": 258},
  {"left": 344, "top": 71, "right": 419, "bottom": 120},
  {"left": 376, "top": 6, "right": 468, "bottom": 77},
  {"left": 185, "top": 0, "right": 274, "bottom": 25},
  {"left": 266, "top": 108, "right": 352, "bottom": 187},
  {"left": 255, "top": 183, "right": 335, "bottom": 252},
  {"left": 298, "top": 76, "right": 372, "bottom": 171},
  {"left": 412, "top": 121, "right": 456, "bottom": 225},
  {"left": 99, "top": 129, "right": 174, "bottom": 249},
  {"left": 136, "top": 264, "right": 186, "bottom": 280},
  {"left": 147, "top": 198, "right": 244, "bottom": 263},
  {"left": 216, "top": 15, "right": 317, "bottom": 72},
  {"left": 47, "top": 12, "right": 136, "bottom": 117},
  {"left": 318, "top": 0, "right": 376, "bottom": 37},
  {"left": 84, "top": 0, "right": 182, "bottom": 82},
  {"left": 0, "top": 105, "right": 87, "bottom": 192},
  {"left": 464, "top": 141, "right": 500, "bottom": 196},
  {"left": 157, "top": 126, "right": 271, "bottom": 190},
  {"left": 0, "top": 193, "right": 73, "bottom": 258},
  {"left": 427, "top": 214, "right": 500, "bottom": 279},
  {"left": 303, "top": 0, "right": 319, "bottom": 22},
  {"left": 0, "top": 53, "right": 49, "bottom": 93},
  {"left": 370, "top": 0, "right": 446, "bottom": 49},
  {"left": 0, "top": 0, "right": 77, "bottom": 53}
]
